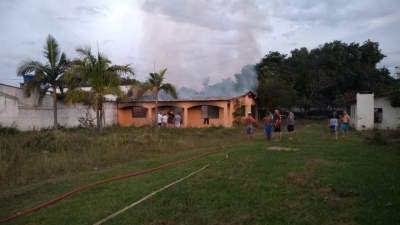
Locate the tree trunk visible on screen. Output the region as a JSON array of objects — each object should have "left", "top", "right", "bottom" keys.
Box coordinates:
[
  {"left": 52, "top": 87, "right": 58, "bottom": 129},
  {"left": 96, "top": 99, "right": 103, "bottom": 133},
  {"left": 155, "top": 91, "right": 159, "bottom": 126}
]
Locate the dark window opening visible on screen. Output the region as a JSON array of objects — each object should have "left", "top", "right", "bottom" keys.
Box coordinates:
[
  {"left": 251, "top": 105, "right": 257, "bottom": 118},
  {"left": 240, "top": 105, "right": 246, "bottom": 116},
  {"left": 201, "top": 105, "right": 220, "bottom": 119},
  {"left": 132, "top": 106, "right": 147, "bottom": 118},
  {"left": 374, "top": 108, "right": 382, "bottom": 123}
]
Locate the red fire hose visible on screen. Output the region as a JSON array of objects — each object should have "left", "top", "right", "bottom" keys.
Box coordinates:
[{"left": 0, "top": 145, "right": 232, "bottom": 224}]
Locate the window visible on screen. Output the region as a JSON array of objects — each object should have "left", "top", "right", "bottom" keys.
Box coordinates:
[
  {"left": 240, "top": 105, "right": 246, "bottom": 116},
  {"left": 251, "top": 105, "right": 257, "bottom": 117},
  {"left": 208, "top": 106, "right": 219, "bottom": 119},
  {"left": 201, "top": 105, "right": 220, "bottom": 119},
  {"left": 374, "top": 108, "right": 382, "bottom": 123},
  {"left": 132, "top": 106, "right": 147, "bottom": 118}
]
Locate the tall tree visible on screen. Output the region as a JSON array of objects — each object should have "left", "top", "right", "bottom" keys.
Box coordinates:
[
  {"left": 256, "top": 40, "right": 395, "bottom": 114},
  {"left": 65, "top": 47, "right": 133, "bottom": 132},
  {"left": 17, "top": 34, "right": 69, "bottom": 128},
  {"left": 136, "top": 68, "right": 177, "bottom": 124}
]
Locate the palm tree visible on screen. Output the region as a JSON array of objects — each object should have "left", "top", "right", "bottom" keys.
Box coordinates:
[
  {"left": 17, "top": 34, "right": 69, "bottom": 128},
  {"left": 136, "top": 68, "right": 177, "bottom": 124},
  {"left": 65, "top": 47, "right": 133, "bottom": 132}
]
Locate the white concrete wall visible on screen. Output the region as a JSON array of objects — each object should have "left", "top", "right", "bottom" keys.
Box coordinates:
[
  {"left": 0, "top": 94, "right": 19, "bottom": 127},
  {"left": 0, "top": 84, "right": 118, "bottom": 130},
  {"left": 355, "top": 93, "right": 374, "bottom": 130},
  {"left": 374, "top": 97, "right": 400, "bottom": 130},
  {"left": 350, "top": 104, "right": 356, "bottom": 128}
]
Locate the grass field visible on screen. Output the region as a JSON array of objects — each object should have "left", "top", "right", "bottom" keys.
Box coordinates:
[{"left": 1, "top": 121, "right": 399, "bottom": 225}]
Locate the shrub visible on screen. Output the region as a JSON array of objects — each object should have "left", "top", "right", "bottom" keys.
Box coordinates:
[
  {"left": 0, "top": 124, "right": 19, "bottom": 135},
  {"left": 365, "top": 129, "right": 388, "bottom": 145}
]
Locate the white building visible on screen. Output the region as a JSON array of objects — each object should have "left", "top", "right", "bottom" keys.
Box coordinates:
[
  {"left": 0, "top": 83, "right": 117, "bottom": 131},
  {"left": 350, "top": 92, "right": 400, "bottom": 130}
]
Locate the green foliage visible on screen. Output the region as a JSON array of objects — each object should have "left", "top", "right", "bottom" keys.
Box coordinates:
[
  {"left": 1, "top": 121, "right": 400, "bottom": 225},
  {"left": 256, "top": 40, "right": 395, "bottom": 113},
  {"left": 364, "top": 129, "right": 389, "bottom": 145},
  {"left": 65, "top": 47, "right": 134, "bottom": 131},
  {"left": 0, "top": 124, "right": 19, "bottom": 135},
  {"left": 257, "top": 76, "right": 296, "bottom": 112},
  {"left": 16, "top": 34, "right": 70, "bottom": 128},
  {"left": 136, "top": 68, "right": 178, "bottom": 99},
  {"left": 134, "top": 68, "right": 178, "bottom": 123}
]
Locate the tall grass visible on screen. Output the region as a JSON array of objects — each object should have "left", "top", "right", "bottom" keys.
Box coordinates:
[{"left": 0, "top": 126, "right": 245, "bottom": 190}]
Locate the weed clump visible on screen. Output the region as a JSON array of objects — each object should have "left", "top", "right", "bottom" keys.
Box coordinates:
[{"left": 365, "top": 129, "right": 388, "bottom": 145}]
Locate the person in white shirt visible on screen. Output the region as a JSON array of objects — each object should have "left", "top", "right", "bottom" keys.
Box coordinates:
[
  {"left": 162, "top": 113, "right": 168, "bottom": 127},
  {"left": 157, "top": 112, "right": 162, "bottom": 127},
  {"left": 175, "top": 113, "right": 182, "bottom": 128},
  {"left": 329, "top": 112, "right": 338, "bottom": 140}
]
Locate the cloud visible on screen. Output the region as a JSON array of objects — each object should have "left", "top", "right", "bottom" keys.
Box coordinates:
[
  {"left": 141, "top": 0, "right": 270, "bottom": 32},
  {"left": 0, "top": 0, "right": 399, "bottom": 88}
]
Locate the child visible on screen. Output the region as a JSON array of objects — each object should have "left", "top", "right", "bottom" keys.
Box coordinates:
[
  {"left": 287, "top": 111, "right": 295, "bottom": 140},
  {"left": 273, "top": 109, "right": 282, "bottom": 140},
  {"left": 341, "top": 111, "right": 350, "bottom": 137},
  {"left": 329, "top": 113, "right": 338, "bottom": 140},
  {"left": 263, "top": 113, "right": 273, "bottom": 140}
]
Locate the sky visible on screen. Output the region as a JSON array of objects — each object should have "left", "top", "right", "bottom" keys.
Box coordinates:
[{"left": 0, "top": 0, "right": 399, "bottom": 89}]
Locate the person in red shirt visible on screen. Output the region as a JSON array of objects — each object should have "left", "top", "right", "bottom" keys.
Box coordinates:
[
  {"left": 244, "top": 112, "right": 257, "bottom": 138},
  {"left": 273, "top": 109, "right": 282, "bottom": 140}
]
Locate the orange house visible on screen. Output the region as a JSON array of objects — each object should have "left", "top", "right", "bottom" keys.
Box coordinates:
[{"left": 117, "top": 91, "right": 257, "bottom": 128}]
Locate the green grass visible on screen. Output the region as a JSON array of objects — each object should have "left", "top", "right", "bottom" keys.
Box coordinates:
[{"left": 1, "top": 121, "right": 399, "bottom": 225}]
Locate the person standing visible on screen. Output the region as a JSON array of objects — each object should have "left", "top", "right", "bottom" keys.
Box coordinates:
[
  {"left": 244, "top": 112, "right": 257, "bottom": 138},
  {"left": 263, "top": 112, "right": 273, "bottom": 141},
  {"left": 167, "top": 111, "right": 174, "bottom": 128},
  {"left": 157, "top": 112, "right": 162, "bottom": 127},
  {"left": 201, "top": 105, "right": 209, "bottom": 125},
  {"left": 329, "top": 112, "right": 338, "bottom": 140},
  {"left": 175, "top": 112, "right": 182, "bottom": 128},
  {"left": 273, "top": 109, "right": 282, "bottom": 140},
  {"left": 162, "top": 112, "right": 168, "bottom": 127},
  {"left": 341, "top": 111, "right": 350, "bottom": 137},
  {"left": 287, "top": 111, "right": 295, "bottom": 140}
]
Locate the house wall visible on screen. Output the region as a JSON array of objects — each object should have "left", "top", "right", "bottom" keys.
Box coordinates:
[
  {"left": 117, "top": 93, "right": 257, "bottom": 128},
  {"left": 0, "top": 84, "right": 117, "bottom": 130},
  {"left": 354, "top": 93, "right": 374, "bottom": 130},
  {"left": 187, "top": 106, "right": 225, "bottom": 127},
  {"left": 0, "top": 94, "right": 19, "bottom": 127},
  {"left": 374, "top": 97, "right": 400, "bottom": 129}
]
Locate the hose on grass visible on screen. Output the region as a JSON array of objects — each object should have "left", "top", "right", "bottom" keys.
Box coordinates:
[
  {"left": 93, "top": 164, "right": 209, "bottom": 225},
  {"left": 0, "top": 144, "right": 235, "bottom": 224}
]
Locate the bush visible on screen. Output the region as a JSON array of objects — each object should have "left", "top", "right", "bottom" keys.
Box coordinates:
[
  {"left": 0, "top": 124, "right": 19, "bottom": 135},
  {"left": 365, "top": 129, "right": 388, "bottom": 145}
]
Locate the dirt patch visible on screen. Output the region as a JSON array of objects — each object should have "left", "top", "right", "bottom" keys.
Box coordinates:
[
  {"left": 316, "top": 186, "right": 359, "bottom": 202},
  {"left": 283, "top": 158, "right": 359, "bottom": 224},
  {"left": 267, "top": 146, "right": 299, "bottom": 152},
  {"left": 285, "top": 170, "right": 314, "bottom": 187},
  {"left": 284, "top": 158, "right": 358, "bottom": 203}
]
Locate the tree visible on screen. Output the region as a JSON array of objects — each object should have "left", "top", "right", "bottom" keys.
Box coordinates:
[
  {"left": 17, "top": 34, "right": 69, "bottom": 128},
  {"left": 136, "top": 68, "right": 177, "bottom": 124},
  {"left": 65, "top": 47, "right": 133, "bottom": 132},
  {"left": 255, "top": 40, "right": 395, "bottom": 114},
  {"left": 257, "top": 76, "right": 296, "bottom": 115}
]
